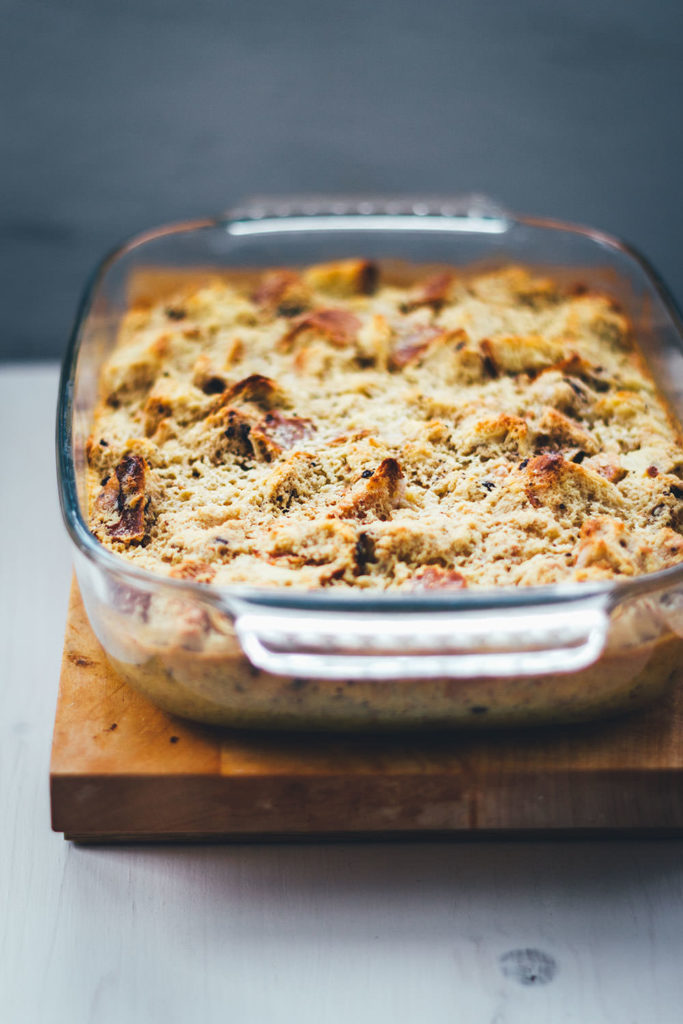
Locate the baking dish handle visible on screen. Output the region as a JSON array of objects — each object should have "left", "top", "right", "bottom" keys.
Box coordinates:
[
  {"left": 225, "top": 193, "right": 511, "bottom": 227},
  {"left": 228, "top": 597, "right": 610, "bottom": 680}
]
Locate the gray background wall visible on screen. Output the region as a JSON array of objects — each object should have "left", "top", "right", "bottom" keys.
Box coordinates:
[{"left": 2, "top": 0, "right": 682, "bottom": 360}]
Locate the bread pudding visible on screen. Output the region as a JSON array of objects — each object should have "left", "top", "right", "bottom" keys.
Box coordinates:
[{"left": 86, "top": 260, "right": 683, "bottom": 592}]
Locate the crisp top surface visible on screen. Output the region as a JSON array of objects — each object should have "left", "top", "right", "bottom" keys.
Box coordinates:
[{"left": 87, "top": 261, "right": 683, "bottom": 590}]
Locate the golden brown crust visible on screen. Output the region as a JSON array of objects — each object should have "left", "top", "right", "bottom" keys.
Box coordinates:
[
  {"left": 92, "top": 454, "right": 151, "bottom": 545},
  {"left": 335, "top": 457, "right": 405, "bottom": 521},
  {"left": 302, "top": 258, "right": 379, "bottom": 297},
  {"left": 280, "top": 308, "right": 361, "bottom": 350}
]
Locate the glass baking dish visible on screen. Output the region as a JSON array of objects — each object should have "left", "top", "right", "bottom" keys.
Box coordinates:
[{"left": 57, "top": 195, "right": 683, "bottom": 730}]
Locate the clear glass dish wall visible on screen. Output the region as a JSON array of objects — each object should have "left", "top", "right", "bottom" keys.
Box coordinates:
[{"left": 58, "top": 197, "right": 683, "bottom": 729}]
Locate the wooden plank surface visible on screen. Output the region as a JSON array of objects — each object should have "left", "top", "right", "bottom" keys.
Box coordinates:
[{"left": 51, "top": 581, "right": 683, "bottom": 840}]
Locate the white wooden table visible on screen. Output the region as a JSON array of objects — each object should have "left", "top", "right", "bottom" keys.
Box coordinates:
[{"left": 2, "top": 363, "right": 683, "bottom": 1024}]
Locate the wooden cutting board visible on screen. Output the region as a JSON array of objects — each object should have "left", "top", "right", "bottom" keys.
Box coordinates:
[{"left": 51, "top": 581, "right": 683, "bottom": 841}]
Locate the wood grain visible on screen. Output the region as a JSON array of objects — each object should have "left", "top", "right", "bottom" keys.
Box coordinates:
[{"left": 50, "top": 581, "right": 683, "bottom": 841}]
